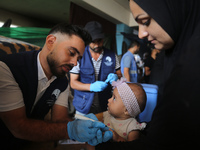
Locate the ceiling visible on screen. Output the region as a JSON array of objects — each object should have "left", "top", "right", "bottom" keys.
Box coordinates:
[
  {"left": 0, "top": 0, "right": 71, "bottom": 24},
  {"left": 0, "top": 0, "right": 133, "bottom": 27},
  {"left": 114, "top": 0, "right": 131, "bottom": 10}
]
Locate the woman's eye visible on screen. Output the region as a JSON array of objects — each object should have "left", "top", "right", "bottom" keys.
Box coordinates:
[
  {"left": 142, "top": 19, "right": 151, "bottom": 26},
  {"left": 137, "top": 17, "right": 151, "bottom": 26}
]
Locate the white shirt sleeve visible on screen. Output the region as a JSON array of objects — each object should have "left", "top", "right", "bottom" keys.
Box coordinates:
[
  {"left": 54, "top": 85, "right": 69, "bottom": 108},
  {"left": 115, "top": 54, "right": 120, "bottom": 70},
  {"left": 70, "top": 62, "right": 80, "bottom": 74},
  {"left": 0, "top": 61, "right": 24, "bottom": 112}
]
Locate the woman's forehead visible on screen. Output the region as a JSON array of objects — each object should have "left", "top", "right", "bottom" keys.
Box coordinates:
[{"left": 130, "top": 0, "right": 148, "bottom": 18}]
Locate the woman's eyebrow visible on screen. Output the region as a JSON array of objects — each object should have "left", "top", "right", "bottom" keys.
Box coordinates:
[
  {"left": 135, "top": 14, "right": 149, "bottom": 22},
  {"left": 135, "top": 14, "right": 144, "bottom": 22}
]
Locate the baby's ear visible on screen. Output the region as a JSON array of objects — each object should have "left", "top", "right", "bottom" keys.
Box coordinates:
[{"left": 124, "top": 109, "right": 129, "bottom": 116}]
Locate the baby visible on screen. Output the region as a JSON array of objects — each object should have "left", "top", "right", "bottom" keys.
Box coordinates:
[
  {"left": 96, "top": 77, "right": 147, "bottom": 142},
  {"left": 86, "top": 77, "right": 147, "bottom": 150}
]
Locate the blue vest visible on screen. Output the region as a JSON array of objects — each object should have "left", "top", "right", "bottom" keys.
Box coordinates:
[
  {"left": 73, "top": 46, "right": 116, "bottom": 114},
  {"left": 0, "top": 50, "right": 68, "bottom": 148},
  {"left": 121, "top": 51, "right": 138, "bottom": 82}
]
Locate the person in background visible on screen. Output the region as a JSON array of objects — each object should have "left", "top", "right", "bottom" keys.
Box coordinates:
[
  {"left": 121, "top": 40, "right": 140, "bottom": 82},
  {"left": 144, "top": 48, "right": 160, "bottom": 83},
  {"left": 70, "top": 21, "right": 121, "bottom": 115},
  {"left": 142, "top": 52, "right": 149, "bottom": 61},
  {"left": 0, "top": 23, "right": 112, "bottom": 149},
  {"left": 133, "top": 53, "right": 143, "bottom": 82}
]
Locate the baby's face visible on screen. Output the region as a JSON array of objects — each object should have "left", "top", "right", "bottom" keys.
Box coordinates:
[{"left": 107, "top": 88, "right": 126, "bottom": 118}]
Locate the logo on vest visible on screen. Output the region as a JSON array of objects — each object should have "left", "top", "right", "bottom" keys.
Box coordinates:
[
  {"left": 104, "top": 56, "right": 113, "bottom": 66},
  {"left": 47, "top": 89, "right": 61, "bottom": 106}
]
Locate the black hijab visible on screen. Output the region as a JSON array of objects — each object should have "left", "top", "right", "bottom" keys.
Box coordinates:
[{"left": 134, "top": 0, "right": 200, "bottom": 148}]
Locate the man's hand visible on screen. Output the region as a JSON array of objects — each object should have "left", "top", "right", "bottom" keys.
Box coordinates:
[
  {"left": 67, "top": 113, "right": 113, "bottom": 146},
  {"left": 105, "top": 73, "right": 118, "bottom": 84},
  {"left": 86, "top": 114, "right": 113, "bottom": 146}
]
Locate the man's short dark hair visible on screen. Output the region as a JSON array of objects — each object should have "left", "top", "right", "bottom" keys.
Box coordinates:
[
  {"left": 48, "top": 23, "right": 92, "bottom": 46},
  {"left": 128, "top": 40, "right": 140, "bottom": 49}
]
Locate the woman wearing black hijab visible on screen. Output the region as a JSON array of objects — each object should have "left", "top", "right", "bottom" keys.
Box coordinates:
[{"left": 96, "top": 0, "right": 200, "bottom": 149}]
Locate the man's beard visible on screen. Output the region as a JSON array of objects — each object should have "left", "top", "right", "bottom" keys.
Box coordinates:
[
  {"left": 90, "top": 46, "right": 103, "bottom": 53},
  {"left": 47, "top": 54, "right": 73, "bottom": 78}
]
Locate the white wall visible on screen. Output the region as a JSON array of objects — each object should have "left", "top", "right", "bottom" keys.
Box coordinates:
[{"left": 71, "top": 0, "right": 138, "bottom": 27}]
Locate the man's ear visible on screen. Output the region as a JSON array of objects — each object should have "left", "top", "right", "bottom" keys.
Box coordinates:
[{"left": 46, "top": 34, "right": 56, "bottom": 50}]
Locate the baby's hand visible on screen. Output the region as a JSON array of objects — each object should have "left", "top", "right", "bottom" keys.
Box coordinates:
[{"left": 109, "top": 129, "right": 126, "bottom": 142}]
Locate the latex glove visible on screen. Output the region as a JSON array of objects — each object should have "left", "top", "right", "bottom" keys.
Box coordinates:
[
  {"left": 67, "top": 114, "right": 106, "bottom": 143},
  {"left": 90, "top": 81, "right": 108, "bottom": 92},
  {"left": 101, "top": 126, "right": 113, "bottom": 142},
  {"left": 85, "top": 114, "right": 112, "bottom": 145},
  {"left": 88, "top": 126, "right": 113, "bottom": 145},
  {"left": 87, "top": 129, "right": 103, "bottom": 146},
  {"left": 86, "top": 113, "right": 103, "bottom": 146},
  {"left": 105, "top": 73, "right": 118, "bottom": 84},
  {"left": 86, "top": 116, "right": 113, "bottom": 146}
]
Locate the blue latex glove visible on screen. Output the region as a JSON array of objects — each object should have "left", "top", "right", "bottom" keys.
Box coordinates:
[
  {"left": 67, "top": 114, "right": 106, "bottom": 143},
  {"left": 101, "top": 126, "right": 113, "bottom": 142},
  {"left": 87, "top": 126, "right": 113, "bottom": 145},
  {"left": 102, "top": 129, "right": 113, "bottom": 142},
  {"left": 85, "top": 113, "right": 103, "bottom": 145},
  {"left": 90, "top": 81, "right": 108, "bottom": 92},
  {"left": 105, "top": 73, "right": 118, "bottom": 84},
  {"left": 83, "top": 114, "right": 113, "bottom": 145},
  {"left": 86, "top": 115, "right": 113, "bottom": 146},
  {"left": 87, "top": 129, "right": 103, "bottom": 146}
]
